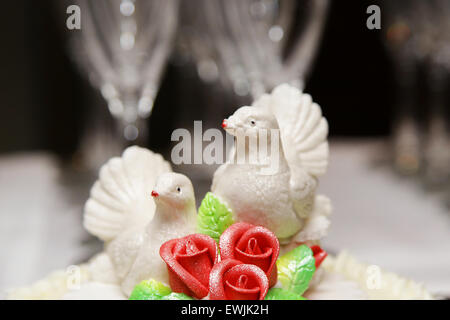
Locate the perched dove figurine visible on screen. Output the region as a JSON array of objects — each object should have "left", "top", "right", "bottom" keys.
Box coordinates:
[
  {"left": 212, "top": 84, "right": 331, "bottom": 244},
  {"left": 83, "top": 146, "right": 197, "bottom": 296},
  {"left": 121, "top": 171, "right": 197, "bottom": 295}
]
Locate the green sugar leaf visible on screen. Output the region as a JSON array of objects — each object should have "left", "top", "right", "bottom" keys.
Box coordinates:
[
  {"left": 265, "top": 288, "right": 306, "bottom": 300},
  {"left": 197, "top": 192, "right": 234, "bottom": 242},
  {"left": 276, "top": 244, "right": 316, "bottom": 296},
  {"left": 129, "top": 279, "right": 172, "bottom": 300}
]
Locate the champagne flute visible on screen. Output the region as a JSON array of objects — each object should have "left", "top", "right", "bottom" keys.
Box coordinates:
[
  {"left": 68, "top": 0, "right": 178, "bottom": 151},
  {"left": 177, "top": 0, "right": 329, "bottom": 99},
  {"left": 383, "top": 0, "right": 450, "bottom": 196}
]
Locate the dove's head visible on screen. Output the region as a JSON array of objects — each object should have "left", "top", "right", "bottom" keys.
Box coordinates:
[
  {"left": 151, "top": 172, "right": 196, "bottom": 210},
  {"left": 222, "top": 106, "right": 278, "bottom": 137}
]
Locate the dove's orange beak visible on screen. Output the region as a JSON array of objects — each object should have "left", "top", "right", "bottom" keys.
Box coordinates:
[
  {"left": 151, "top": 190, "right": 159, "bottom": 197},
  {"left": 221, "top": 119, "right": 227, "bottom": 128}
]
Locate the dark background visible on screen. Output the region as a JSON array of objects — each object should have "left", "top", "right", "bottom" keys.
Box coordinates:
[{"left": 1, "top": 1, "right": 396, "bottom": 158}]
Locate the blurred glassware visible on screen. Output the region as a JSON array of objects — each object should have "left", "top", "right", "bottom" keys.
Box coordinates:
[
  {"left": 383, "top": 0, "right": 450, "bottom": 194},
  {"left": 423, "top": 63, "right": 450, "bottom": 190},
  {"left": 175, "top": 0, "right": 329, "bottom": 99},
  {"left": 68, "top": 0, "right": 178, "bottom": 149},
  {"left": 383, "top": 0, "right": 425, "bottom": 176}
]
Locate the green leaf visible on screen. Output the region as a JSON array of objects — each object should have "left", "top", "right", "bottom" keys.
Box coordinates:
[
  {"left": 129, "top": 279, "right": 172, "bottom": 300},
  {"left": 276, "top": 245, "right": 316, "bottom": 296},
  {"left": 197, "top": 192, "right": 234, "bottom": 242},
  {"left": 265, "top": 288, "right": 306, "bottom": 300},
  {"left": 162, "top": 292, "right": 194, "bottom": 300}
]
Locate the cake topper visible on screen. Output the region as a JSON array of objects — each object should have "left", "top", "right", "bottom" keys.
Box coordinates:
[
  {"left": 83, "top": 146, "right": 197, "bottom": 296},
  {"left": 121, "top": 172, "right": 197, "bottom": 295},
  {"left": 82, "top": 84, "right": 333, "bottom": 299},
  {"left": 11, "top": 83, "right": 433, "bottom": 300},
  {"left": 211, "top": 83, "right": 332, "bottom": 244}
]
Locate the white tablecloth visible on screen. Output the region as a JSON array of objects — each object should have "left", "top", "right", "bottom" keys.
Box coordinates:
[
  {"left": 0, "top": 153, "right": 98, "bottom": 297},
  {"left": 320, "top": 140, "right": 450, "bottom": 297}
]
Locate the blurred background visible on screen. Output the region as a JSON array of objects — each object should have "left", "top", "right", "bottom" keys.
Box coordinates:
[{"left": 1, "top": 0, "right": 449, "bottom": 297}]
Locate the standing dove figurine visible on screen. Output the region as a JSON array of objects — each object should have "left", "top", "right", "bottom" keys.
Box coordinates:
[
  {"left": 83, "top": 146, "right": 197, "bottom": 296},
  {"left": 212, "top": 84, "right": 331, "bottom": 244},
  {"left": 121, "top": 171, "right": 197, "bottom": 295}
]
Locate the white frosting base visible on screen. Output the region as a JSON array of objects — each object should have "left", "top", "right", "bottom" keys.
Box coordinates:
[
  {"left": 6, "top": 265, "right": 90, "bottom": 300},
  {"left": 304, "top": 272, "right": 367, "bottom": 300},
  {"left": 322, "top": 251, "right": 433, "bottom": 300},
  {"left": 63, "top": 282, "right": 125, "bottom": 300}
]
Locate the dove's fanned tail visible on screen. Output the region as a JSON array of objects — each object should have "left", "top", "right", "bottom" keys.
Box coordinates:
[
  {"left": 83, "top": 146, "right": 172, "bottom": 242},
  {"left": 260, "top": 83, "right": 329, "bottom": 177}
]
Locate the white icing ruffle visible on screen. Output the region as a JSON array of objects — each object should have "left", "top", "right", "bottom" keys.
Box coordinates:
[
  {"left": 6, "top": 265, "right": 90, "bottom": 300},
  {"left": 322, "top": 251, "right": 433, "bottom": 300},
  {"left": 63, "top": 282, "right": 125, "bottom": 300}
]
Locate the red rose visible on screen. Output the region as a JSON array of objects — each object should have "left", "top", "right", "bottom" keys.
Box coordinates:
[
  {"left": 160, "top": 233, "right": 218, "bottom": 299},
  {"left": 209, "top": 259, "right": 269, "bottom": 300},
  {"left": 219, "top": 222, "right": 279, "bottom": 287},
  {"left": 310, "top": 245, "right": 327, "bottom": 268}
]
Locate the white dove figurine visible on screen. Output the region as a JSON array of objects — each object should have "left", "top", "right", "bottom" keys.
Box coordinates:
[
  {"left": 83, "top": 146, "right": 197, "bottom": 296},
  {"left": 212, "top": 83, "right": 331, "bottom": 244},
  {"left": 121, "top": 171, "right": 197, "bottom": 295}
]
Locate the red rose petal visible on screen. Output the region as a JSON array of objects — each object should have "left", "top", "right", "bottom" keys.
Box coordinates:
[
  {"left": 176, "top": 246, "right": 212, "bottom": 288},
  {"left": 220, "top": 222, "right": 279, "bottom": 287},
  {"left": 247, "top": 238, "right": 262, "bottom": 254},
  {"left": 209, "top": 259, "right": 269, "bottom": 300},
  {"left": 160, "top": 234, "right": 218, "bottom": 299},
  {"left": 224, "top": 280, "right": 260, "bottom": 300},
  {"left": 219, "top": 222, "right": 254, "bottom": 258},
  {"left": 235, "top": 246, "right": 273, "bottom": 272}
]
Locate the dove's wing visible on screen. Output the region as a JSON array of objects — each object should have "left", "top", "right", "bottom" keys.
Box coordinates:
[
  {"left": 83, "top": 146, "right": 172, "bottom": 242},
  {"left": 260, "top": 84, "right": 329, "bottom": 177}
]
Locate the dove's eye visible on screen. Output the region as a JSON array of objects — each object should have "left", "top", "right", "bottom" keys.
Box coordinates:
[
  {"left": 250, "top": 119, "right": 256, "bottom": 126},
  {"left": 176, "top": 187, "right": 181, "bottom": 193}
]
